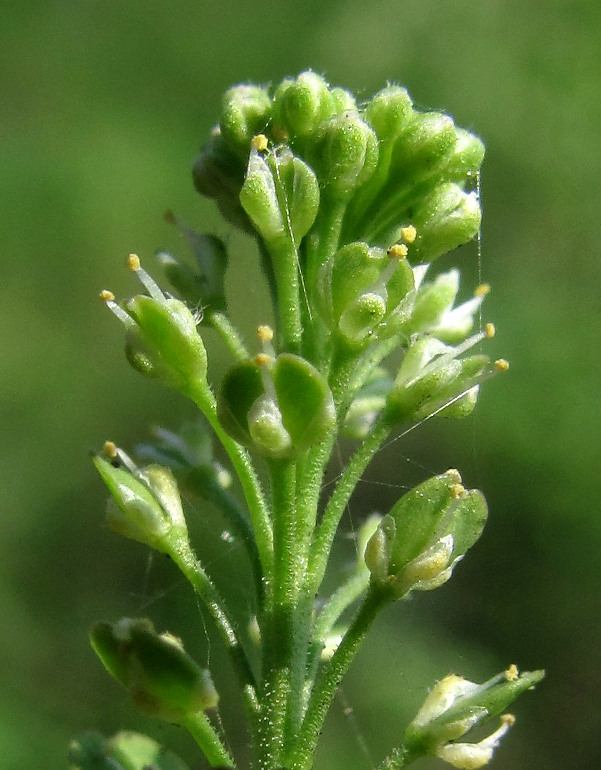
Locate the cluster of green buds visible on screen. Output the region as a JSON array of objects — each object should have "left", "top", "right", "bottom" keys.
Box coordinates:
[{"left": 85, "top": 71, "right": 542, "bottom": 770}]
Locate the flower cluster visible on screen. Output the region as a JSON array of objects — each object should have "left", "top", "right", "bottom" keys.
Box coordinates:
[{"left": 79, "top": 71, "right": 542, "bottom": 770}]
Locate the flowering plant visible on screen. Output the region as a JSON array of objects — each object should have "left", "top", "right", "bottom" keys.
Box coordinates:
[{"left": 70, "top": 71, "right": 543, "bottom": 770}]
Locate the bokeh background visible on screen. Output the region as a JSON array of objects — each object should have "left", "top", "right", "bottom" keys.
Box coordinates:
[{"left": 2, "top": 1, "right": 600, "bottom": 768}]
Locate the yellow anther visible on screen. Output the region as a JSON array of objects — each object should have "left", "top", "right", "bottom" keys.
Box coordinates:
[
  {"left": 501, "top": 713, "right": 516, "bottom": 728},
  {"left": 485, "top": 322, "right": 496, "bottom": 339},
  {"left": 255, "top": 353, "right": 273, "bottom": 367},
  {"left": 474, "top": 282, "right": 491, "bottom": 297},
  {"left": 257, "top": 324, "right": 274, "bottom": 342},
  {"left": 251, "top": 134, "right": 269, "bottom": 152},
  {"left": 127, "top": 253, "right": 141, "bottom": 271},
  {"left": 445, "top": 468, "right": 462, "bottom": 484},
  {"left": 450, "top": 483, "right": 467, "bottom": 500},
  {"left": 99, "top": 290, "right": 115, "bottom": 302},
  {"left": 102, "top": 441, "right": 118, "bottom": 458},
  {"left": 495, "top": 358, "right": 510, "bottom": 372},
  {"left": 505, "top": 664, "right": 519, "bottom": 681},
  {"left": 387, "top": 243, "right": 408, "bottom": 259},
  {"left": 400, "top": 225, "right": 417, "bottom": 244}
]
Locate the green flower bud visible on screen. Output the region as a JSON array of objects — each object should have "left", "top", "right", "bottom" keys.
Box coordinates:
[
  {"left": 93, "top": 450, "right": 188, "bottom": 552},
  {"left": 240, "top": 143, "right": 319, "bottom": 247},
  {"left": 404, "top": 667, "right": 544, "bottom": 768},
  {"left": 90, "top": 618, "right": 218, "bottom": 724},
  {"left": 364, "top": 470, "right": 487, "bottom": 598},
  {"left": 364, "top": 85, "right": 414, "bottom": 142},
  {"left": 320, "top": 241, "right": 415, "bottom": 348},
  {"left": 388, "top": 112, "right": 457, "bottom": 189},
  {"left": 272, "top": 71, "right": 336, "bottom": 139},
  {"left": 159, "top": 213, "right": 228, "bottom": 315},
  {"left": 443, "top": 128, "right": 485, "bottom": 185},
  {"left": 191, "top": 132, "right": 251, "bottom": 232},
  {"left": 330, "top": 87, "right": 356, "bottom": 114},
  {"left": 409, "top": 183, "right": 482, "bottom": 264},
  {"left": 219, "top": 84, "right": 271, "bottom": 158},
  {"left": 218, "top": 348, "right": 335, "bottom": 459},
  {"left": 309, "top": 112, "right": 378, "bottom": 197}
]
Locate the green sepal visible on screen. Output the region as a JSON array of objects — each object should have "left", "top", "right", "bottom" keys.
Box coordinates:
[
  {"left": 89, "top": 618, "right": 219, "bottom": 724},
  {"left": 124, "top": 294, "right": 208, "bottom": 394},
  {"left": 69, "top": 730, "right": 190, "bottom": 770},
  {"left": 218, "top": 353, "right": 335, "bottom": 459},
  {"left": 218, "top": 359, "right": 265, "bottom": 447},
  {"left": 385, "top": 334, "right": 489, "bottom": 424},
  {"left": 219, "top": 84, "right": 272, "bottom": 159},
  {"left": 409, "top": 269, "right": 460, "bottom": 332},
  {"left": 408, "top": 183, "right": 482, "bottom": 264}
]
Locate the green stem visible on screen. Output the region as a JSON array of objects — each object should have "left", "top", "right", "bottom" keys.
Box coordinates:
[
  {"left": 168, "top": 538, "right": 260, "bottom": 723},
  {"left": 208, "top": 310, "right": 250, "bottom": 361},
  {"left": 181, "top": 711, "right": 237, "bottom": 768},
  {"left": 269, "top": 240, "right": 303, "bottom": 354},
  {"left": 187, "top": 384, "right": 274, "bottom": 585},
  {"left": 288, "top": 588, "right": 388, "bottom": 770},
  {"left": 258, "top": 460, "right": 299, "bottom": 769},
  {"left": 375, "top": 746, "right": 417, "bottom": 770},
  {"left": 307, "top": 417, "right": 391, "bottom": 597}
]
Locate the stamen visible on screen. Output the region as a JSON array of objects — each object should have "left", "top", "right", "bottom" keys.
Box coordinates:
[
  {"left": 450, "top": 483, "right": 467, "bottom": 500},
  {"left": 251, "top": 134, "right": 269, "bottom": 152},
  {"left": 485, "top": 322, "right": 496, "bottom": 338},
  {"left": 257, "top": 324, "right": 274, "bottom": 342},
  {"left": 255, "top": 353, "right": 273, "bottom": 367},
  {"left": 400, "top": 224, "right": 417, "bottom": 243},
  {"left": 505, "top": 664, "right": 519, "bottom": 681},
  {"left": 127, "top": 253, "right": 165, "bottom": 302},
  {"left": 127, "top": 253, "right": 141, "bottom": 271},
  {"left": 102, "top": 441, "right": 118, "bottom": 458},
  {"left": 445, "top": 468, "right": 462, "bottom": 484},
  {"left": 387, "top": 243, "right": 408, "bottom": 259},
  {"left": 474, "top": 282, "right": 491, "bottom": 297},
  {"left": 257, "top": 324, "right": 276, "bottom": 359},
  {"left": 494, "top": 358, "right": 510, "bottom": 372},
  {"left": 101, "top": 293, "right": 135, "bottom": 327}
]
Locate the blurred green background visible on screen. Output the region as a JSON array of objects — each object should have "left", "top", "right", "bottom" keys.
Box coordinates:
[{"left": 2, "top": 1, "right": 599, "bottom": 768}]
